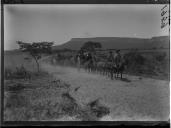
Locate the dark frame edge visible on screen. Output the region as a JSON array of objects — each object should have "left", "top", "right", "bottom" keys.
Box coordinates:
[
  {"left": 1, "top": 0, "right": 170, "bottom": 4},
  {"left": 1, "top": 2, "right": 5, "bottom": 127},
  {"left": 1, "top": 121, "right": 170, "bottom": 126},
  {"left": 0, "top": 1, "right": 170, "bottom": 127}
]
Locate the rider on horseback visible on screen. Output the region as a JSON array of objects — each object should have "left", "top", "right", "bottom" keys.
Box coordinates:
[
  {"left": 113, "top": 49, "right": 122, "bottom": 68},
  {"left": 76, "top": 52, "right": 81, "bottom": 63},
  {"left": 87, "top": 52, "right": 93, "bottom": 62},
  {"left": 113, "top": 49, "right": 126, "bottom": 79},
  {"left": 76, "top": 51, "right": 84, "bottom": 70},
  {"left": 107, "top": 51, "right": 115, "bottom": 63},
  {"left": 81, "top": 51, "right": 93, "bottom": 72},
  {"left": 107, "top": 51, "right": 115, "bottom": 69},
  {"left": 106, "top": 51, "right": 116, "bottom": 79}
]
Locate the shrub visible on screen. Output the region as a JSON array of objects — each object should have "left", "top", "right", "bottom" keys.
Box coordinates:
[
  {"left": 123, "top": 51, "right": 146, "bottom": 75},
  {"left": 124, "top": 51, "right": 145, "bottom": 65},
  {"left": 5, "top": 92, "right": 30, "bottom": 108},
  {"left": 5, "top": 83, "right": 26, "bottom": 92},
  {"left": 5, "top": 65, "right": 31, "bottom": 80},
  {"left": 4, "top": 68, "right": 13, "bottom": 80},
  {"left": 123, "top": 50, "right": 169, "bottom": 79},
  {"left": 155, "top": 52, "right": 167, "bottom": 62}
]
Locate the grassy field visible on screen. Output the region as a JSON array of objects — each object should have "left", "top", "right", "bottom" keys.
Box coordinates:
[
  {"left": 4, "top": 51, "right": 38, "bottom": 72},
  {"left": 4, "top": 75, "right": 108, "bottom": 121},
  {"left": 4, "top": 52, "right": 110, "bottom": 121}
]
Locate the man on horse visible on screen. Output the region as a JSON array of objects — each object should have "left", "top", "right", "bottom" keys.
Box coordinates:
[
  {"left": 85, "top": 51, "right": 94, "bottom": 72},
  {"left": 113, "top": 49, "right": 122, "bottom": 68},
  {"left": 106, "top": 51, "right": 115, "bottom": 79},
  {"left": 107, "top": 51, "right": 115, "bottom": 63},
  {"left": 76, "top": 52, "right": 81, "bottom": 70},
  {"left": 113, "top": 49, "right": 124, "bottom": 78}
]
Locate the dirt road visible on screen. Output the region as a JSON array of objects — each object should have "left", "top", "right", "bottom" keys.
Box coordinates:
[{"left": 41, "top": 63, "right": 169, "bottom": 121}]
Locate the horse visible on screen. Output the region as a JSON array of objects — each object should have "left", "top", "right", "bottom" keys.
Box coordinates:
[
  {"left": 83, "top": 60, "right": 92, "bottom": 72},
  {"left": 75, "top": 52, "right": 87, "bottom": 71},
  {"left": 51, "top": 57, "right": 57, "bottom": 65},
  {"left": 103, "top": 53, "right": 126, "bottom": 80},
  {"left": 105, "top": 62, "right": 115, "bottom": 79},
  {"left": 77, "top": 56, "right": 81, "bottom": 70},
  {"left": 89, "top": 53, "right": 98, "bottom": 73},
  {"left": 80, "top": 52, "right": 96, "bottom": 73},
  {"left": 96, "top": 61, "right": 106, "bottom": 75},
  {"left": 113, "top": 56, "right": 127, "bottom": 79}
]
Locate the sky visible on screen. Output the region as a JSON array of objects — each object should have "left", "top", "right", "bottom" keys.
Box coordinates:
[{"left": 4, "top": 4, "right": 169, "bottom": 50}]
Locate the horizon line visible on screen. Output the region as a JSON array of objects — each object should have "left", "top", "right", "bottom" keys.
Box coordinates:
[{"left": 4, "top": 35, "right": 169, "bottom": 51}]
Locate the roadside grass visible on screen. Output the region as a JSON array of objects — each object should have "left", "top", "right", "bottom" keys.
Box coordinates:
[
  {"left": 6, "top": 66, "right": 48, "bottom": 77},
  {"left": 4, "top": 72, "right": 110, "bottom": 121},
  {"left": 123, "top": 51, "right": 169, "bottom": 80}
]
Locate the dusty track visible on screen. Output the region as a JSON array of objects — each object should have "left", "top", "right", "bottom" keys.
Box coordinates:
[{"left": 41, "top": 62, "right": 169, "bottom": 121}]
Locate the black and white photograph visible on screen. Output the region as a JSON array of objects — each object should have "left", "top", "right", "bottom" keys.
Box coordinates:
[{"left": 2, "top": 2, "right": 170, "bottom": 124}]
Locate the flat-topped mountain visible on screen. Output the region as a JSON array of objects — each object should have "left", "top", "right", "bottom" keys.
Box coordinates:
[{"left": 52, "top": 36, "right": 169, "bottom": 50}]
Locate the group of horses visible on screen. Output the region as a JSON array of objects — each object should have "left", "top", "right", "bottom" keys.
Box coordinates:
[{"left": 75, "top": 51, "right": 127, "bottom": 80}]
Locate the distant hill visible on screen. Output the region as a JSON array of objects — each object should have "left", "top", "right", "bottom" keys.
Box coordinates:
[
  {"left": 4, "top": 36, "right": 169, "bottom": 54},
  {"left": 149, "top": 36, "right": 170, "bottom": 49},
  {"left": 52, "top": 36, "right": 169, "bottom": 50},
  {"left": 4, "top": 49, "right": 22, "bottom": 55}
]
